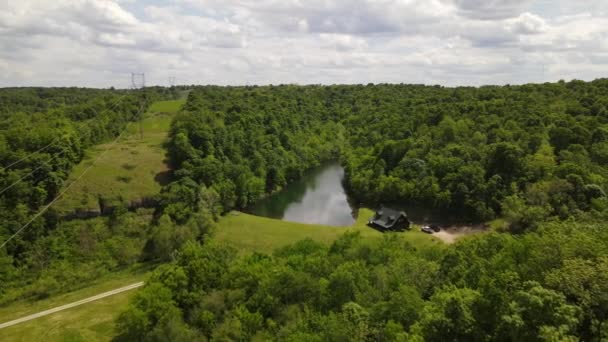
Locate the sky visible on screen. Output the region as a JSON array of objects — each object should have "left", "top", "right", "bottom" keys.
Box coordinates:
[{"left": 0, "top": 0, "right": 607, "bottom": 88}]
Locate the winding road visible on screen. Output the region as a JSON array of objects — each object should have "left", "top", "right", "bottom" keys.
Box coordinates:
[{"left": 0, "top": 281, "right": 144, "bottom": 330}]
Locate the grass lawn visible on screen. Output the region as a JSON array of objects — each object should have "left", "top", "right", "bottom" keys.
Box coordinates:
[
  {"left": 55, "top": 99, "right": 185, "bottom": 213},
  {"left": 0, "top": 267, "right": 151, "bottom": 342},
  {"left": 148, "top": 99, "right": 185, "bottom": 113},
  {"left": 0, "top": 291, "right": 134, "bottom": 342},
  {"left": 213, "top": 208, "right": 444, "bottom": 254}
]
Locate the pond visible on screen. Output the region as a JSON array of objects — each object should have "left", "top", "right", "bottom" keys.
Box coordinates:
[{"left": 248, "top": 162, "right": 356, "bottom": 226}]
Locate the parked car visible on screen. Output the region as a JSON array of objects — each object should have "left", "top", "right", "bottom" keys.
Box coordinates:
[
  {"left": 430, "top": 224, "right": 441, "bottom": 232},
  {"left": 421, "top": 226, "right": 434, "bottom": 234}
]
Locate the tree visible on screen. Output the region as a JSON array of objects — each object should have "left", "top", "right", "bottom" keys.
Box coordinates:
[
  {"left": 411, "top": 287, "right": 485, "bottom": 342},
  {"left": 372, "top": 285, "right": 424, "bottom": 330},
  {"left": 549, "top": 127, "right": 574, "bottom": 153},
  {"left": 500, "top": 281, "right": 580, "bottom": 341},
  {"left": 501, "top": 195, "right": 549, "bottom": 233},
  {"left": 546, "top": 258, "right": 608, "bottom": 339},
  {"left": 115, "top": 283, "right": 183, "bottom": 341},
  {"left": 160, "top": 177, "right": 200, "bottom": 223},
  {"left": 486, "top": 142, "right": 524, "bottom": 182},
  {"left": 341, "top": 302, "right": 371, "bottom": 341}
]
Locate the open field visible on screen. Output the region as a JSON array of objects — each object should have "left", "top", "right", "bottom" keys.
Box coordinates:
[
  {"left": 0, "top": 290, "right": 134, "bottom": 342},
  {"left": 0, "top": 267, "right": 150, "bottom": 342},
  {"left": 55, "top": 99, "right": 184, "bottom": 213},
  {"left": 213, "top": 208, "right": 444, "bottom": 254}
]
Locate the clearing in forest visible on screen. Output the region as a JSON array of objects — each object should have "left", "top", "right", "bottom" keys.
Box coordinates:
[
  {"left": 55, "top": 99, "right": 184, "bottom": 213},
  {"left": 214, "top": 208, "right": 445, "bottom": 254}
]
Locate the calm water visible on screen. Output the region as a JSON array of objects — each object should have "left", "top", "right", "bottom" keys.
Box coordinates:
[{"left": 249, "top": 163, "right": 356, "bottom": 226}]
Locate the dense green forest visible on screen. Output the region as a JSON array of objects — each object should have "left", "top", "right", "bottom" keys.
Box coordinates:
[
  {"left": 2, "top": 80, "right": 608, "bottom": 340},
  {"left": 117, "top": 224, "right": 608, "bottom": 341},
  {"left": 166, "top": 80, "right": 608, "bottom": 225},
  {"left": 117, "top": 80, "right": 608, "bottom": 340}
]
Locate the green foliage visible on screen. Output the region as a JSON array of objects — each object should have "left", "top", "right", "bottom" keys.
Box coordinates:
[
  {"left": 118, "top": 219, "right": 608, "bottom": 340},
  {"left": 166, "top": 81, "right": 608, "bottom": 226},
  {"left": 164, "top": 86, "right": 347, "bottom": 218},
  {"left": 0, "top": 89, "right": 179, "bottom": 303},
  {"left": 411, "top": 286, "right": 484, "bottom": 341},
  {"left": 6, "top": 81, "right": 608, "bottom": 341},
  {"left": 500, "top": 281, "right": 580, "bottom": 341},
  {"left": 118, "top": 232, "right": 443, "bottom": 341}
]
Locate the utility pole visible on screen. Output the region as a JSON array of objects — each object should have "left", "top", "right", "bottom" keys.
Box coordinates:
[
  {"left": 542, "top": 62, "right": 546, "bottom": 83},
  {"left": 131, "top": 73, "right": 145, "bottom": 89},
  {"left": 138, "top": 102, "right": 144, "bottom": 139},
  {"left": 130, "top": 72, "right": 146, "bottom": 139}
]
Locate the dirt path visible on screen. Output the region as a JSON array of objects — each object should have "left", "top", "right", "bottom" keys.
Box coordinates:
[
  {"left": 428, "top": 225, "right": 486, "bottom": 244},
  {"left": 0, "top": 282, "right": 144, "bottom": 330}
]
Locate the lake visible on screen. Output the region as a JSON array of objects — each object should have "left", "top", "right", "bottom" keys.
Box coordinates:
[{"left": 249, "top": 162, "right": 356, "bottom": 226}]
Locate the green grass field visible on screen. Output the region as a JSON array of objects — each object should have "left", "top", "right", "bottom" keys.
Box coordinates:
[
  {"left": 148, "top": 99, "right": 185, "bottom": 113},
  {"left": 213, "top": 208, "right": 443, "bottom": 254},
  {"left": 0, "top": 267, "right": 150, "bottom": 342},
  {"left": 0, "top": 290, "right": 134, "bottom": 342},
  {"left": 56, "top": 99, "right": 185, "bottom": 213}
]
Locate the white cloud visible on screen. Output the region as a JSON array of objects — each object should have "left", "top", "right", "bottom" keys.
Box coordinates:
[
  {"left": 97, "top": 32, "right": 136, "bottom": 46},
  {"left": 0, "top": 0, "right": 607, "bottom": 87},
  {"left": 450, "top": 0, "right": 533, "bottom": 20},
  {"left": 319, "top": 34, "right": 368, "bottom": 51},
  {"left": 507, "top": 12, "right": 547, "bottom": 34}
]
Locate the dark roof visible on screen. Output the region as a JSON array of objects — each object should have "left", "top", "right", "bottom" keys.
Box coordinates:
[{"left": 369, "top": 207, "right": 407, "bottom": 229}]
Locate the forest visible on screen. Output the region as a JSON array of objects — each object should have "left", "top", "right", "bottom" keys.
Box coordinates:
[
  {"left": 2, "top": 80, "right": 608, "bottom": 340},
  {"left": 123, "top": 80, "right": 608, "bottom": 340},
  {"left": 166, "top": 80, "right": 608, "bottom": 226}
]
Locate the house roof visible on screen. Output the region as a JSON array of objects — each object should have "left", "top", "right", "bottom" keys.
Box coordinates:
[{"left": 369, "top": 207, "right": 407, "bottom": 229}]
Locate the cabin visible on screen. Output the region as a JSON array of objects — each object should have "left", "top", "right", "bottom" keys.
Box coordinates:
[{"left": 368, "top": 207, "right": 410, "bottom": 231}]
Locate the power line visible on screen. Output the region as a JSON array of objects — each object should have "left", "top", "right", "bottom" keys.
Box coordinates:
[
  {"left": 0, "top": 84, "right": 146, "bottom": 249},
  {"left": 0, "top": 123, "right": 132, "bottom": 250},
  {"left": 1, "top": 139, "right": 63, "bottom": 171},
  {"left": 0, "top": 147, "right": 69, "bottom": 196}
]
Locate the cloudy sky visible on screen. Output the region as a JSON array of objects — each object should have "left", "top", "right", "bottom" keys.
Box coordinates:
[{"left": 1, "top": 0, "right": 607, "bottom": 87}]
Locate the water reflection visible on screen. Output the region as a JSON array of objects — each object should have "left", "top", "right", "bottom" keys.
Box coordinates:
[{"left": 249, "top": 163, "right": 355, "bottom": 226}]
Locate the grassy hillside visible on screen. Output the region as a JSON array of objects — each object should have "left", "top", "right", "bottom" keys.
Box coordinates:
[
  {"left": 0, "top": 268, "right": 150, "bottom": 342},
  {"left": 55, "top": 99, "right": 184, "bottom": 213},
  {"left": 213, "top": 208, "right": 444, "bottom": 254}
]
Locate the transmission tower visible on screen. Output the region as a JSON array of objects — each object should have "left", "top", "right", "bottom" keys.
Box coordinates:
[
  {"left": 130, "top": 73, "right": 146, "bottom": 139},
  {"left": 131, "top": 72, "right": 145, "bottom": 89},
  {"left": 168, "top": 76, "right": 176, "bottom": 87}
]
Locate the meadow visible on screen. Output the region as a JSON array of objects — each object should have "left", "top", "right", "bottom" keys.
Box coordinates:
[
  {"left": 213, "top": 208, "right": 444, "bottom": 254},
  {"left": 55, "top": 99, "right": 185, "bottom": 213}
]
